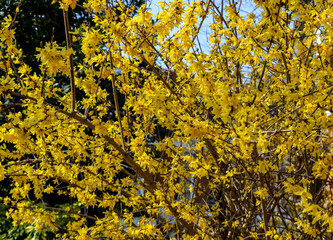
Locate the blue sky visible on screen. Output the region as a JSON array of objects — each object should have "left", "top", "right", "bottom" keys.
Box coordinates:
[{"left": 146, "top": 0, "right": 261, "bottom": 53}]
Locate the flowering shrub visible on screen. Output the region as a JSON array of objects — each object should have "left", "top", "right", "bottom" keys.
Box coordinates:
[{"left": 0, "top": 0, "right": 332, "bottom": 239}]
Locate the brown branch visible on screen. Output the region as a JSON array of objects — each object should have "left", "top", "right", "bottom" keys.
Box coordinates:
[
  {"left": 265, "top": 105, "right": 303, "bottom": 131},
  {"left": 5, "top": 90, "right": 199, "bottom": 236},
  {"left": 303, "top": 40, "right": 313, "bottom": 68},
  {"left": 63, "top": 10, "right": 76, "bottom": 113},
  {"left": 9, "top": 0, "right": 22, "bottom": 30},
  {"left": 109, "top": 50, "right": 126, "bottom": 151}
]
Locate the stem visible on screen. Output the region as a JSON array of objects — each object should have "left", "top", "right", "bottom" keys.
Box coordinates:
[
  {"left": 63, "top": 10, "right": 76, "bottom": 113},
  {"left": 109, "top": 51, "right": 126, "bottom": 151}
]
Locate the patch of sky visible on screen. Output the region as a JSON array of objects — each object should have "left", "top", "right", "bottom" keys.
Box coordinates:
[
  {"left": 148, "top": 0, "right": 262, "bottom": 53},
  {"left": 145, "top": 0, "right": 264, "bottom": 84}
]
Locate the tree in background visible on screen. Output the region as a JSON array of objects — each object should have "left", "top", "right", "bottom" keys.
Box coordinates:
[{"left": 0, "top": 0, "right": 332, "bottom": 239}]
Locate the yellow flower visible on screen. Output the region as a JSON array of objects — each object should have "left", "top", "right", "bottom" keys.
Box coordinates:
[{"left": 53, "top": 0, "right": 77, "bottom": 10}]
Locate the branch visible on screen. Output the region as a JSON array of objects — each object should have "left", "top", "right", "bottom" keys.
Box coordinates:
[
  {"left": 4, "top": 90, "right": 199, "bottom": 236},
  {"left": 63, "top": 10, "right": 76, "bottom": 113},
  {"left": 109, "top": 50, "right": 126, "bottom": 151}
]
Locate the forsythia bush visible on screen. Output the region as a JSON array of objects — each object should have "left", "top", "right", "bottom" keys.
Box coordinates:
[{"left": 0, "top": 0, "right": 332, "bottom": 239}]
